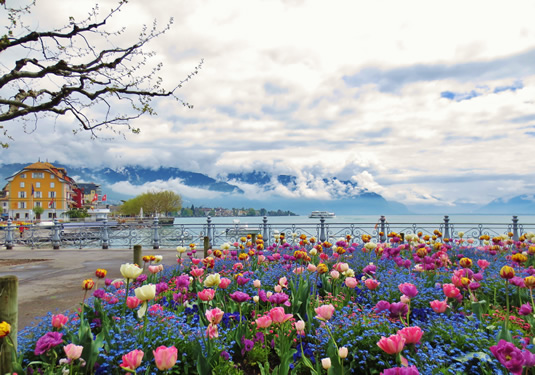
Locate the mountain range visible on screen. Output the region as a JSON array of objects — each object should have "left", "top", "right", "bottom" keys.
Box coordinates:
[{"left": 0, "top": 162, "right": 533, "bottom": 215}]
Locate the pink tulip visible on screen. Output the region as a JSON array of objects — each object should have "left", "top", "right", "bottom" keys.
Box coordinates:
[
  {"left": 253, "top": 279, "right": 262, "bottom": 288},
  {"left": 278, "top": 276, "right": 288, "bottom": 288},
  {"left": 197, "top": 289, "right": 216, "bottom": 301},
  {"left": 295, "top": 320, "right": 306, "bottom": 336},
  {"left": 219, "top": 277, "right": 231, "bottom": 289},
  {"left": 190, "top": 268, "right": 204, "bottom": 278},
  {"left": 255, "top": 315, "right": 273, "bottom": 329},
  {"left": 52, "top": 314, "right": 68, "bottom": 329},
  {"left": 269, "top": 307, "right": 293, "bottom": 323},
  {"left": 274, "top": 285, "right": 282, "bottom": 293},
  {"left": 442, "top": 283, "right": 460, "bottom": 299},
  {"left": 148, "top": 265, "right": 163, "bottom": 274},
  {"left": 397, "top": 326, "right": 423, "bottom": 345},
  {"left": 477, "top": 259, "right": 490, "bottom": 270},
  {"left": 398, "top": 283, "right": 418, "bottom": 298},
  {"left": 126, "top": 296, "right": 142, "bottom": 309},
  {"left": 365, "top": 279, "right": 380, "bottom": 290},
  {"left": 430, "top": 299, "right": 449, "bottom": 313},
  {"left": 377, "top": 334, "right": 406, "bottom": 355},
  {"left": 63, "top": 343, "right": 83, "bottom": 360},
  {"left": 315, "top": 304, "right": 335, "bottom": 321},
  {"left": 206, "top": 323, "right": 219, "bottom": 339},
  {"left": 293, "top": 267, "right": 305, "bottom": 275},
  {"left": 345, "top": 277, "right": 358, "bottom": 288},
  {"left": 153, "top": 345, "right": 178, "bottom": 371},
  {"left": 330, "top": 270, "right": 340, "bottom": 279},
  {"left": 205, "top": 308, "right": 224, "bottom": 325},
  {"left": 120, "top": 349, "right": 144, "bottom": 371}
]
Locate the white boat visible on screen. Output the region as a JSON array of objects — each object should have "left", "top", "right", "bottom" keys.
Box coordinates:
[{"left": 309, "top": 211, "right": 336, "bottom": 218}]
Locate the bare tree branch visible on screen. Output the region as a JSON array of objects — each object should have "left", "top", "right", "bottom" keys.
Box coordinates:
[{"left": 0, "top": 0, "right": 202, "bottom": 145}]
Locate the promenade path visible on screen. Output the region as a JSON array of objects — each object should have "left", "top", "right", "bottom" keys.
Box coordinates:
[{"left": 0, "top": 246, "right": 181, "bottom": 331}]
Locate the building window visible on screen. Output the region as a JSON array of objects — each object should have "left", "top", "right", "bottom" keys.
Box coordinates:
[
  {"left": 20, "top": 173, "right": 26, "bottom": 178},
  {"left": 32, "top": 172, "right": 44, "bottom": 178},
  {"left": 50, "top": 182, "right": 55, "bottom": 188},
  {"left": 18, "top": 202, "right": 26, "bottom": 209},
  {"left": 50, "top": 174, "right": 55, "bottom": 179},
  {"left": 18, "top": 191, "right": 26, "bottom": 198},
  {"left": 49, "top": 191, "right": 56, "bottom": 198},
  {"left": 35, "top": 202, "right": 41, "bottom": 207},
  {"left": 35, "top": 191, "right": 42, "bottom": 198},
  {"left": 20, "top": 182, "right": 25, "bottom": 188},
  {"left": 36, "top": 182, "right": 41, "bottom": 188}
]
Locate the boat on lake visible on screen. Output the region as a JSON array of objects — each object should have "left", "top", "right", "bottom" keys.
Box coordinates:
[{"left": 309, "top": 211, "right": 336, "bottom": 218}]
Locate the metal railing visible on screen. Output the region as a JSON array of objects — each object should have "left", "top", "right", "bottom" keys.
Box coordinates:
[{"left": 1, "top": 215, "right": 534, "bottom": 250}]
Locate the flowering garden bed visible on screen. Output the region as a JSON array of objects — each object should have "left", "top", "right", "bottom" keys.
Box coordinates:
[{"left": 3, "top": 231, "right": 535, "bottom": 374}]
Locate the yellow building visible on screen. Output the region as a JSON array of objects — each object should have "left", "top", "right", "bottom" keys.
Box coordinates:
[{"left": 3, "top": 161, "right": 78, "bottom": 221}]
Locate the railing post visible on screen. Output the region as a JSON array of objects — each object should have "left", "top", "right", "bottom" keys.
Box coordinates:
[
  {"left": 101, "top": 218, "right": 109, "bottom": 249},
  {"left": 512, "top": 216, "right": 519, "bottom": 241},
  {"left": 51, "top": 218, "right": 61, "bottom": 249},
  {"left": 262, "top": 216, "right": 268, "bottom": 242},
  {"left": 152, "top": 217, "right": 160, "bottom": 250},
  {"left": 380, "top": 215, "right": 386, "bottom": 243},
  {"left": 5, "top": 219, "right": 14, "bottom": 250},
  {"left": 319, "top": 216, "right": 326, "bottom": 243},
  {"left": 206, "top": 216, "right": 212, "bottom": 248},
  {"left": 443, "top": 215, "right": 451, "bottom": 239},
  {"left": 0, "top": 275, "right": 18, "bottom": 375}
]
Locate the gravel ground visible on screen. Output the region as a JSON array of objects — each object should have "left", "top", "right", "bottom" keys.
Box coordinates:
[{"left": 0, "top": 246, "right": 180, "bottom": 331}]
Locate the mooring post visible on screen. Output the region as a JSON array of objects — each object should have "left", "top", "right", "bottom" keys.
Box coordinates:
[
  {"left": 0, "top": 275, "right": 18, "bottom": 375},
  {"left": 203, "top": 236, "right": 210, "bottom": 258},
  {"left": 262, "top": 216, "right": 269, "bottom": 242},
  {"left": 152, "top": 217, "right": 160, "bottom": 250},
  {"left": 512, "top": 216, "right": 519, "bottom": 241},
  {"left": 319, "top": 216, "right": 326, "bottom": 243},
  {"left": 101, "top": 218, "right": 109, "bottom": 249},
  {"left": 133, "top": 245, "right": 142, "bottom": 266},
  {"left": 443, "top": 215, "right": 451, "bottom": 240},
  {"left": 51, "top": 218, "right": 61, "bottom": 249},
  {"left": 5, "top": 219, "right": 14, "bottom": 250},
  {"left": 380, "top": 216, "right": 386, "bottom": 243}
]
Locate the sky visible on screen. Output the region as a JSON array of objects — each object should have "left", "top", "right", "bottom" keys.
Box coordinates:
[{"left": 2, "top": 0, "right": 535, "bottom": 212}]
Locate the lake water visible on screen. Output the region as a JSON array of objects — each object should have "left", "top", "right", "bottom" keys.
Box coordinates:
[{"left": 173, "top": 214, "right": 535, "bottom": 225}]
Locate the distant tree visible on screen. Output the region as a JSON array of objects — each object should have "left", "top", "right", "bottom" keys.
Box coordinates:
[
  {"left": 259, "top": 208, "right": 267, "bottom": 216},
  {"left": 32, "top": 205, "right": 44, "bottom": 218},
  {"left": 119, "top": 190, "right": 181, "bottom": 217},
  {"left": 66, "top": 208, "right": 90, "bottom": 218},
  {"left": 180, "top": 207, "right": 193, "bottom": 217},
  {"left": 246, "top": 208, "right": 256, "bottom": 216},
  {"left": 0, "top": 1, "right": 202, "bottom": 147}
]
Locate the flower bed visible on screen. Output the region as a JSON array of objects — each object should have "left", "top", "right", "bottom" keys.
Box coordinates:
[{"left": 4, "top": 231, "right": 535, "bottom": 374}]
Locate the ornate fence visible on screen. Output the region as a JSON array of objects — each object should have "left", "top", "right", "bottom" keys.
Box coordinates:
[{"left": 1, "top": 215, "right": 534, "bottom": 250}]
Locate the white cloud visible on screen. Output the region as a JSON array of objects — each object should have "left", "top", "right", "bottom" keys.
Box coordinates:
[{"left": 2, "top": 0, "right": 535, "bottom": 211}]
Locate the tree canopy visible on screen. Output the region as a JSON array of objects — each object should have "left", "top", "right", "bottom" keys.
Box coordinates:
[
  {"left": 119, "top": 190, "right": 182, "bottom": 217},
  {"left": 0, "top": 0, "right": 202, "bottom": 147}
]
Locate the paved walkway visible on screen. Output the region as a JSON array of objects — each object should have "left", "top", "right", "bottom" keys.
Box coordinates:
[{"left": 0, "top": 246, "right": 180, "bottom": 330}]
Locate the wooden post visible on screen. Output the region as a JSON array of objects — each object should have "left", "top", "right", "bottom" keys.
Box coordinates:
[
  {"left": 203, "top": 236, "right": 210, "bottom": 258},
  {"left": 133, "top": 245, "right": 142, "bottom": 266},
  {"left": 0, "top": 276, "right": 18, "bottom": 375}
]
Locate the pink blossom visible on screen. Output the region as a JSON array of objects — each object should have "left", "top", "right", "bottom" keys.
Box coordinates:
[
  {"left": 269, "top": 307, "right": 293, "bottom": 323},
  {"left": 51, "top": 314, "right": 68, "bottom": 329},
  {"left": 345, "top": 277, "right": 358, "bottom": 288},
  {"left": 126, "top": 296, "right": 142, "bottom": 309},
  {"left": 205, "top": 308, "right": 224, "bottom": 325},
  {"left": 365, "top": 279, "right": 380, "bottom": 290},
  {"left": 477, "top": 259, "right": 490, "bottom": 270},
  {"left": 255, "top": 315, "right": 273, "bottom": 329},
  {"left": 430, "top": 299, "right": 449, "bottom": 313},
  {"left": 397, "top": 326, "right": 423, "bottom": 345},
  {"left": 219, "top": 277, "right": 231, "bottom": 289},
  {"left": 205, "top": 323, "right": 219, "bottom": 339},
  {"left": 190, "top": 268, "right": 204, "bottom": 278},
  {"left": 442, "top": 283, "right": 461, "bottom": 299},
  {"left": 197, "top": 289, "right": 216, "bottom": 301},
  {"left": 63, "top": 343, "right": 83, "bottom": 361},
  {"left": 295, "top": 320, "right": 306, "bottom": 335},
  {"left": 398, "top": 283, "right": 418, "bottom": 298},
  {"left": 314, "top": 304, "right": 335, "bottom": 321},
  {"left": 120, "top": 349, "right": 144, "bottom": 371},
  {"left": 377, "top": 334, "right": 406, "bottom": 355},
  {"left": 153, "top": 346, "right": 178, "bottom": 371},
  {"left": 307, "top": 264, "right": 317, "bottom": 272}
]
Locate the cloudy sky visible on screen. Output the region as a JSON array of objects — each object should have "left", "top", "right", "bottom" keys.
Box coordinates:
[{"left": 2, "top": 0, "right": 535, "bottom": 211}]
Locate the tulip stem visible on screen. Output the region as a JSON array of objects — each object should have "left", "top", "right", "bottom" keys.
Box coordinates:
[{"left": 123, "top": 279, "right": 130, "bottom": 319}]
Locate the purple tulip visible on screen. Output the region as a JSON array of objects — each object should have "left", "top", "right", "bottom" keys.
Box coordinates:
[
  {"left": 230, "top": 291, "right": 251, "bottom": 303},
  {"left": 34, "top": 332, "right": 64, "bottom": 355},
  {"left": 490, "top": 339, "right": 525, "bottom": 374},
  {"left": 268, "top": 292, "right": 289, "bottom": 305},
  {"left": 519, "top": 303, "right": 533, "bottom": 316}
]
